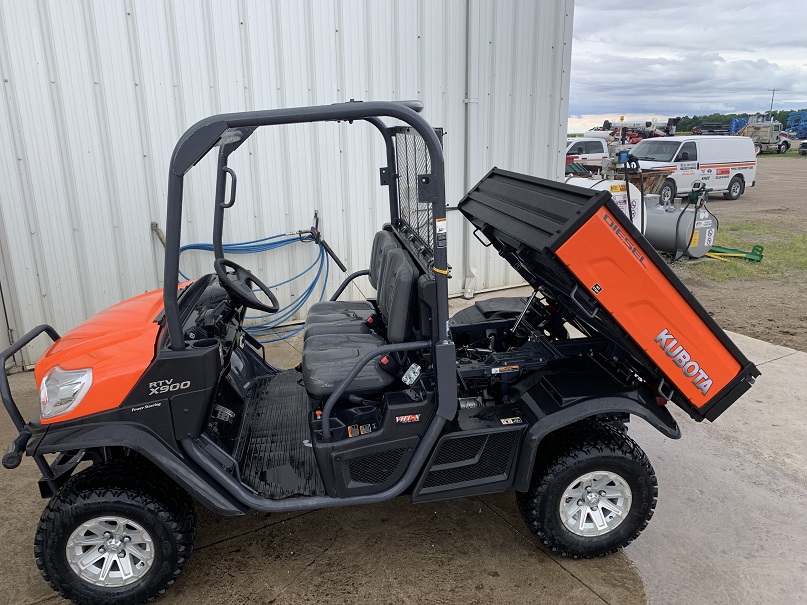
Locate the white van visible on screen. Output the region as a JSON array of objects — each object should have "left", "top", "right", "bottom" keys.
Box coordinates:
[{"left": 631, "top": 136, "right": 757, "bottom": 201}]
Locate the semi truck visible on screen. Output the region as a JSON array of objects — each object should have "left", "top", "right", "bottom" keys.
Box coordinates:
[{"left": 742, "top": 121, "right": 791, "bottom": 154}]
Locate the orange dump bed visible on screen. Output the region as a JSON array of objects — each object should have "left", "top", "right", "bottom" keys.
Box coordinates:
[{"left": 458, "top": 168, "right": 758, "bottom": 421}]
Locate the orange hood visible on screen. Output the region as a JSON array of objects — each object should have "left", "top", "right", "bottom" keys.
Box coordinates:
[{"left": 35, "top": 288, "right": 165, "bottom": 424}]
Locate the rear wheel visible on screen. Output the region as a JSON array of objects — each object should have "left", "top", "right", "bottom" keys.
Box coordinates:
[
  {"left": 516, "top": 422, "right": 657, "bottom": 558},
  {"left": 723, "top": 176, "right": 743, "bottom": 200},
  {"left": 35, "top": 460, "right": 196, "bottom": 605},
  {"left": 754, "top": 143, "right": 762, "bottom": 155},
  {"left": 659, "top": 179, "right": 676, "bottom": 205}
]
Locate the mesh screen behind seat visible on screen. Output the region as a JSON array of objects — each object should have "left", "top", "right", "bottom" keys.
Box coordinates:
[{"left": 394, "top": 127, "right": 442, "bottom": 253}]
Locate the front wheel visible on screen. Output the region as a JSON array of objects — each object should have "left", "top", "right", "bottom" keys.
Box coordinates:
[
  {"left": 35, "top": 460, "right": 197, "bottom": 605},
  {"left": 516, "top": 422, "right": 657, "bottom": 558}
]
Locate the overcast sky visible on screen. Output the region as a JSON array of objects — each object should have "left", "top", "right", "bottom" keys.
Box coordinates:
[{"left": 569, "top": 0, "right": 807, "bottom": 130}]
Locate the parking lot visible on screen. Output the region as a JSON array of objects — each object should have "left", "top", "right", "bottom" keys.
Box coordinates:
[{"left": 1, "top": 156, "right": 805, "bottom": 605}]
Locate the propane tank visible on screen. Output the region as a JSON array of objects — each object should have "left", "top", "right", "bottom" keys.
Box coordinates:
[
  {"left": 564, "top": 176, "right": 645, "bottom": 232},
  {"left": 644, "top": 185, "right": 718, "bottom": 259}
]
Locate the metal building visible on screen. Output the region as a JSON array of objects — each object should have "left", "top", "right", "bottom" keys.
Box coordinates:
[{"left": 0, "top": 0, "right": 574, "bottom": 365}]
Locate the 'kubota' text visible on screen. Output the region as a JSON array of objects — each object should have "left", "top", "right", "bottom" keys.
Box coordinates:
[{"left": 654, "top": 329, "right": 713, "bottom": 395}]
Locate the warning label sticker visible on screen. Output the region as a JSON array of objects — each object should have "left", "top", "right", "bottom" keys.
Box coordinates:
[
  {"left": 435, "top": 218, "right": 447, "bottom": 248},
  {"left": 491, "top": 365, "right": 519, "bottom": 375},
  {"left": 500, "top": 417, "right": 523, "bottom": 425},
  {"left": 705, "top": 228, "right": 715, "bottom": 247},
  {"left": 694, "top": 220, "right": 712, "bottom": 229},
  {"left": 609, "top": 183, "right": 627, "bottom": 193},
  {"left": 690, "top": 229, "right": 700, "bottom": 247}
]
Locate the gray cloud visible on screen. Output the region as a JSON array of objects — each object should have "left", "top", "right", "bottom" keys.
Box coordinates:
[{"left": 571, "top": 0, "right": 807, "bottom": 116}]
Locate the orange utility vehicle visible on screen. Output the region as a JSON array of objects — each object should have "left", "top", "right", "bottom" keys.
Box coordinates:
[{"left": 1, "top": 101, "right": 758, "bottom": 605}]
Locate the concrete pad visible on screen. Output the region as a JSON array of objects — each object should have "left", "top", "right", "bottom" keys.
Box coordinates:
[
  {"left": 260, "top": 328, "right": 304, "bottom": 370},
  {"left": 706, "top": 348, "right": 807, "bottom": 484},
  {"left": 479, "top": 492, "right": 647, "bottom": 605},
  {"left": 281, "top": 330, "right": 305, "bottom": 355},
  {"left": 626, "top": 408, "right": 807, "bottom": 605},
  {"left": 263, "top": 340, "right": 301, "bottom": 370},
  {"left": 161, "top": 497, "right": 616, "bottom": 605},
  {"left": 725, "top": 330, "right": 798, "bottom": 365}
]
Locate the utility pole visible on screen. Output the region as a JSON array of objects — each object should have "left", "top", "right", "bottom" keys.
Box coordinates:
[{"left": 768, "top": 88, "right": 777, "bottom": 114}]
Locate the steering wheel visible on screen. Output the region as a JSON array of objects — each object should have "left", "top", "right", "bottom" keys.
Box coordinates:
[{"left": 213, "top": 258, "right": 280, "bottom": 313}]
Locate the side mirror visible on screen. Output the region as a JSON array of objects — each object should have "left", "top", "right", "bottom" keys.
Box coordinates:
[{"left": 679, "top": 151, "right": 689, "bottom": 161}]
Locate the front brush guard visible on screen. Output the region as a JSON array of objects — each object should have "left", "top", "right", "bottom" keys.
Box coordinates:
[{"left": 0, "top": 325, "right": 60, "bottom": 493}]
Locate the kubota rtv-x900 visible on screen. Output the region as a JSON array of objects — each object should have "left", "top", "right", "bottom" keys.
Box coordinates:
[{"left": 1, "top": 101, "right": 758, "bottom": 605}]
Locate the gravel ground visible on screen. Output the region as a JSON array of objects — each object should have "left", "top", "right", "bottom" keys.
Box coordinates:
[{"left": 670, "top": 155, "right": 807, "bottom": 351}]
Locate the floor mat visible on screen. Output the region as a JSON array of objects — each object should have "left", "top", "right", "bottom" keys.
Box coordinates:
[{"left": 234, "top": 370, "right": 326, "bottom": 498}]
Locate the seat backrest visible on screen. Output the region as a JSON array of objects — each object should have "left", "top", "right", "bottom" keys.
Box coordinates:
[
  {"left": 377, "top": 248, "right": 418, "bottom": 343},
  {"left": 368, "top": 229, "right": 400, "bottom": 289}
]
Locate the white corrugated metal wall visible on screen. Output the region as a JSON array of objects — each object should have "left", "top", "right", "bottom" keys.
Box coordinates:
[{"left": 0, "top": 0, "right": 573, "bottom": 365}]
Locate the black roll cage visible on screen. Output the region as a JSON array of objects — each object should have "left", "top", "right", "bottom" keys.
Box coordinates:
[
  {"left": 163, "top": 100, "right": 449, "bottom": 350},
  {"left": 0, "top": 101, "right": 695, "bottom": 514}
]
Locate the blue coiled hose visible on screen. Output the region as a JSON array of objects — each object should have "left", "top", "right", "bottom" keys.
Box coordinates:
[{"left": 178, "top": 233, "right": 330, "bottom": 342}]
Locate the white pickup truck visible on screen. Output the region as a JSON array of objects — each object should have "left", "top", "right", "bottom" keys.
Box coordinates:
[{"left": 565, "top": 137, "right": 609, "bottom": 161}]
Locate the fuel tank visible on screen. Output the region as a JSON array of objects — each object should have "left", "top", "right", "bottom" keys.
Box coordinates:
[{"left": 644, "top": 197, "right": 718, "bottom": 259}]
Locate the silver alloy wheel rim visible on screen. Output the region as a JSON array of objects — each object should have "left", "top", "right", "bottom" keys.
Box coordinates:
[
  {"left": 731, "top": 181, "right": 741, "bottom": 196},
  {"left": 661, "top": 186, "right": 672, "bottom": 204},
  {"left": 66, "top": 516, "right": 155, "bottom": 587},
  {"left": 559, "top": 471, "right": 632, "bottom": 537}
]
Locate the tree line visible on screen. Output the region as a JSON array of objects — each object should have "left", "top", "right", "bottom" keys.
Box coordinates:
[{"left": 676, "top": 109, "right": 807, "bottom": 132}]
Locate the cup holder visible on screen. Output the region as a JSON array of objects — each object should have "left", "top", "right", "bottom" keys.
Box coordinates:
[{"left": 190, "top": 338, "right": 219, "bottom": 349}]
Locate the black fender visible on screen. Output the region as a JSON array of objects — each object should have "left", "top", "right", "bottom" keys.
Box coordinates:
[
  {"left": 512, "top": 392, "right": 680, "bottom": 492},
  {"left": 29, "top": 421, "right": 247, "bottom": 516}
]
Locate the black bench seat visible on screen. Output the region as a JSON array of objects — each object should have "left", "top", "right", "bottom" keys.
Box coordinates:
[{"left": 302, "top": 247, "right": 418, "bottom": 400}]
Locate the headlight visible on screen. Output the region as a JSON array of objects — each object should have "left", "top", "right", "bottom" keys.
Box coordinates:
[{"left": 39, "top": 367, "right": 93, "bottom": 419}]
